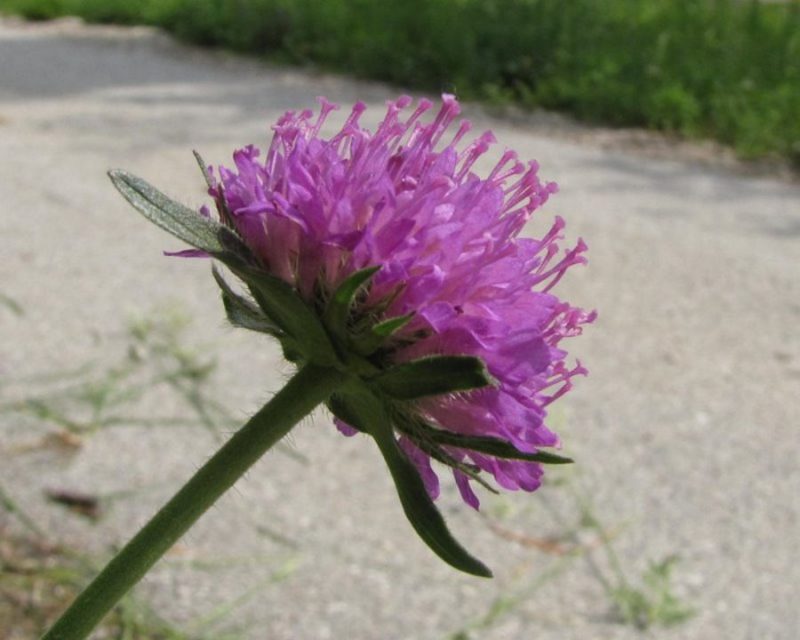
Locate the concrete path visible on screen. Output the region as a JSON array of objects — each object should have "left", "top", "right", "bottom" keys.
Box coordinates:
[{"left": 1, "top": 17, "right": 798, "bottom": 640}]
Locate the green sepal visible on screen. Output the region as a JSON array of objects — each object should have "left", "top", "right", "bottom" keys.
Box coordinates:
[
  {"left": 407, "top": 422, "right": 573, "bottom": 465},
  {"left": 409, "top": 436, "right": 500, "bottom": 495},
  {"left": 323, "top": 266, "right": 381, "bottom": 345},
  {"left": 372, "top": 355, "right": 494, "bottom": 400},
  {"left": 372, "top": 313, "right": 415, "bottom": 338},
  {"left": 211, "top": 266, "right": 284, "bottom": 337},
  {"left": 340, "top": 383, "right": 491, "bottom": 577},
  {"left": 108, "top": 170, "right": 251, "bottom": 268},
  {"left": 241, "top": 270, "right": 338, "bottom": 366},
  {"left": 351, "top": 312, "right": 415, "bottom": 356},
  {"left": 390, "top": 412, "right": 501, "bottom": 494}
]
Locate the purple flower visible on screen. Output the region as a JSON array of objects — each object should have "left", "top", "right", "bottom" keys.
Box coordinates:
[{"left": 206, "top": 95, "right": 595, "bottom": 509}]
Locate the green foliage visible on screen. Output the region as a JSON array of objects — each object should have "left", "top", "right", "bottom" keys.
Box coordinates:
[
  {"left": 576, "top": 493, "right": 696, "bottom": 630},
  {"left": 1, "top": 0, "right": 797, "bottom": 163},
  {"left": 609, "top": 556, "right": 696, "bottom": 630},
  {"left": 446, "top": 478, "right": 696, "bottom": 639}
]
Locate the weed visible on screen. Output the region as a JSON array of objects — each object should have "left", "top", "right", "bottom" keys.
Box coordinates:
[
  {"left": 608, "top": 556, "right": 695, "bottom": 629},
  {"left": 446, "top": 474, "right": 695, "bottom": 638},
  {"left": 574, "top": 488, "right": 695, "bottom": 630}
]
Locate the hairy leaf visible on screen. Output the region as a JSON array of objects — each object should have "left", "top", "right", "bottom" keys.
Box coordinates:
[
  {"left": 342, "top": 384, "right": 492, "bottom": 577},
  {"left": 108, "top": 169, "right": 250, "bottom": 267},
  {"left": 373, "top": 355, "right": 493, "bottom": 400},
  {"left": 323, "top": 266, "right": 381, "bottom": 344}
]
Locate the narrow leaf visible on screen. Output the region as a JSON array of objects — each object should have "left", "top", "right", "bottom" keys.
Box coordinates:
[
  {"left": 109, "top": 169, "right": 223, "bottom": 252},
  {"left": 413, "top": 425, "right": 573, "bottom": 464},
  {"left": 212, "top": 266, "right": 283, "bottom": 337},
  {"left": 351, "top": 313, "right": 415, "bottom": 356},
  {"left": 344, "top": 385, "right": 492, "bottom": 577},
  {"left": 372, "top": 313, "right": 414, "bottom": 338},
  {"left": 412, "top": 437, "right": 500, "bottom": 495},
  {"left": 108, "top": 169, "right": 250, "bottom": 266},
  {"left": 323, "top": 266, "right": 381, "bottom": 342},
  {"left": 373, "top": 355, "right": 494, "bottom": 400}
]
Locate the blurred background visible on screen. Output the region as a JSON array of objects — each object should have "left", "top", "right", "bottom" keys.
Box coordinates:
[
  {"left": 1, "top": 1, "right": 798, "bottom": 639},
  {"left": 1, "top": 0, "right": 799, "bottom": 166}
]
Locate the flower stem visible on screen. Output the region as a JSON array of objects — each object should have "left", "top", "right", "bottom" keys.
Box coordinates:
[{"left": 42, "top": 363, "right": 343, "bottom": 640}]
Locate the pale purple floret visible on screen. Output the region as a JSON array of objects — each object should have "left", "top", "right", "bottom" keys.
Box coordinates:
[{"left": 206, "top": 95, "right": 595, "bottom": 509}]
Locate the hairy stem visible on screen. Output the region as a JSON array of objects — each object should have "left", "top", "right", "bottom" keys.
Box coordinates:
[{"left": 43, "top": 363, "right": 343, "bottom": 640}]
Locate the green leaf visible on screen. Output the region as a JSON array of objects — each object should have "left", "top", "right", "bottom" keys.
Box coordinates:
[
  {"left": 409, "top": 423, "right": 574, "bottom": 464},
  {"left": 211, "top": 266, "right": 283, "bottom": 337},
  {"left": 342, "top": 384, "right": 492, "bottom": 578},
  {"left": 323, "top": 266, "right": 381, "bottom": 343},
  {"left": 372, "top": 313, "right": 415, "bottom": 338},
  {"left": 410, "top": 436, "right": 500, "bottom": 495},
  {"left": 351, "top": 312, "right": 416, "bottom": 356},
  {"left": 192, "top": 150, "right": 215, "bottom": 191},
  {"left": 108, "top": 169, "right": 250, "bottom": 266},
  {"left": 242, "top": 270, "right": 338, "bottom": 366},
  {"left": 372, "top": 355, "right": 494, "bottom": 400}
]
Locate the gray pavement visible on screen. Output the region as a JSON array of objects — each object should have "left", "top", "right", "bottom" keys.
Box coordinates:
[{"left": 1, "top": 17, "right": 798, "bottom": 640}]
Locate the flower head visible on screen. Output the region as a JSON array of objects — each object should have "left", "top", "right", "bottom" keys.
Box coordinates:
[{"left": 206, "top": 95, "right": 594, "bottom": 509}]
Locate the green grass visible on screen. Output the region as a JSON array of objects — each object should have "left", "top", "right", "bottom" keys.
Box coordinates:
[
  {"left": 1, "top": 0, "right": 798, "bottom": 165},
  {"left": 445, "top": 477, "right": 694, "bottom": 638},
  {"left": 574, "top": 493, "right": 695, "bottom": 630}
]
